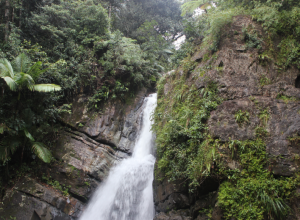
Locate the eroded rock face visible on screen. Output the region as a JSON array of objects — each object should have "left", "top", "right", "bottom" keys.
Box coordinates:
[
  {"left": 0, "top": 89, "right": 150, "bottom": 220},
  {"left": 154, "top": 15, "right": 300, "bottom": 219},
  {"left": 63, "top": 88, "right": 147, "bottom": 154},
  {"left": 153, "top": 174, "right": 190, "bottom": 213},
  {"left": 0, "top": 177, "right": 83, "bottom": 220}
]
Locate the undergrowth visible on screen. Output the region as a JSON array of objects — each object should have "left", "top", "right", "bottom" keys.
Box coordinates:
[
  {"left": 153, "top": 70, "right": 299, "bottom": 220},
  {"left": 219, "top": 138, "right": 299, "bottom": 220},
  {"left": 153, "top": 72, "right": 222, "bottom": 190},
  {"left": 153, "top": 1, "right": 300, "bottom": 218}
]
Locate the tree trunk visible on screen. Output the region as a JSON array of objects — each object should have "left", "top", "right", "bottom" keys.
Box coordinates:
[
  {"left": 5, "top": 0, "right": 10, "bottom": 42},
  {"left": 12, "top": 7, "right": 14, "bottom": 23},
  {"left": 108, "top": 4, "right": 112, "bottom": 31},
  {"left": 19, "top": 0, "right": 22, "bottom": 27}
]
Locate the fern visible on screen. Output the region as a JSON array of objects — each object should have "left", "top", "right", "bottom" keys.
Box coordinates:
[{"left": 235, "top": 110, "right": 250, "bottom": 125}]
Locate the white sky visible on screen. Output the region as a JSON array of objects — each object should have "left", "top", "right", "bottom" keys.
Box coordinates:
[{"left": 172, "top": 8, "right": 205, "bottom": 50}]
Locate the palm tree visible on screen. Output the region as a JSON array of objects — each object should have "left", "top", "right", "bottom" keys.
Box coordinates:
[
  {"left": 0, "top": 53, "right": 61, "bottom": 163},
  {"left": 0, "top": 127, "right": 52, "bottom": 164},
  {"left": 0, "top": 53, "right": 61, "bottom": 95}
]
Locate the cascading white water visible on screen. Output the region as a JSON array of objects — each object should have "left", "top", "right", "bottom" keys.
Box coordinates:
[{"left": 79, "top": 93, "right": 157, "bottom": 220}]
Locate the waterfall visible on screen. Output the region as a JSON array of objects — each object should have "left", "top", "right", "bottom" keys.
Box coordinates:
[{"left": 79, "top": 93, "right": 157, "bottom": 220}]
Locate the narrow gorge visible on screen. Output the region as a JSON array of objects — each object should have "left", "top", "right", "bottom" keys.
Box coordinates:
[
  {"left": 0, "top": 89, "right": 157, "bottom": 219},
  {"left": 2, "top": 0, "right": 300, "bottom": 219}
]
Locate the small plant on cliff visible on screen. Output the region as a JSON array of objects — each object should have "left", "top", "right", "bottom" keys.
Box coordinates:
[
  {"left": 259, "top": 75, "right": 271, "bottom": 87},
  {"left": 276, "top": 94, "right": 298, "bottom": 104},
  {"left": 242, "top": 26, "right": 262, "bottom": 49},
  {"left": 42, "top": 174, "right": 71, "bottom": 196},
  {"left": 259, "top": 108, "right": 270, "bottom": 126},
  {"left": 181, "top": 55, "right": 197, "bottom": 75},
  {"left": 255, "top": 126, "right": 269, "bottom": 138},
  {"left": 234, "top": 110, "right": 250, "bottom": 126}
]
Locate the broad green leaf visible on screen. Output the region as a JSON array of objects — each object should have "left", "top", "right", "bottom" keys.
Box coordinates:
[
  {"left": 32, "top": 142, "right": 52, "bottom": 163},
  {"left": 24, "top": 129, "right": 35, "bottom": 141},
  {"left": 150, "top": 75, "right": 157, "bottom": 82},
  {"left": 1, "top": 76, "right": 17, "bottom": 91},
  {"left": 33, "top": 84, "right": 62, "bottom": 92},
  {"left": 0, "top": 124, "right": 5, "bottom": 134},
  {"left": 162, "top": 49, "right": 173, "bottom": 54},
  {"left": 0, "top": 58, "right": 14, "bottom": 78}
]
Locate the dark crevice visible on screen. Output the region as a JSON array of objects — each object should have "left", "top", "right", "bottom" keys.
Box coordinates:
[
  {"left": 195, "top": 57, "right": 203, "bottom": 63},
  {"left": 295, "top": 75, "right": 300, "bottom": 88},
  {"left": 219, "top": 60, "right": 224, "bottom": 67},
  {"left": 31, "top": 211, "right": 41, "bottom": 220},
  {"left": 68, "top": 190, "right": 88, "bottom": 203},
  {"left": 87, "top": 173, "right": 101, "bottom": 183}
]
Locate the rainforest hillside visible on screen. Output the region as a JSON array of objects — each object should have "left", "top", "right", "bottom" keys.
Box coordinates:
[{"left": 153, "top": 0, "right": 300, "bottom": 219}]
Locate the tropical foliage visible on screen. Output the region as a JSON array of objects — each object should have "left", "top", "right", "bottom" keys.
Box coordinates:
[
  {"left": 0, "top": 0, "right": 182, "bottom": 189},
  {"left": 0, "top": 53, "right": 61, "bottom": 93},
  {"left": 153, "top": 0, "right": 300, "bottom": 219},
  {"left": 0, "top": 53, "right": 61, "bottom": 164}
]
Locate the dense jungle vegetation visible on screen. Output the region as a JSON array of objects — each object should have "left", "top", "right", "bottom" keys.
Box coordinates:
[
  {"left": 152, "top": 0, "right": 300, "bottom": 219},
  {"left": 2, "top": 0, "right": 300, "bottom": 218},
  {"left": 0, "top": 0, "right": 183, "bottom": 190}
]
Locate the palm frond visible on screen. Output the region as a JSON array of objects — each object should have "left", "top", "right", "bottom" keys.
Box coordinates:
[
  {"left": 0, "top": 58, "right": 14, "bottom": 78},
  {"left": 2, "top": 76, "right": 17, "bottom": 91},
  {"left": 26, "top": 61, "right": 47, "bottom": 81},
  {"left": 13, "top": 53, "right": 31, "bottom": 74},
  {"left": 0, "top": 139, "right": 21, "bottom": 162},
  {"left": 14, "top": 73, "right": 35, "bottom": 91},
  {"left": 33, "top": 84, "right": 61, "bottom": 92},
  {"left": 32, "top": 142, "right": 52, "bottom": 163}
]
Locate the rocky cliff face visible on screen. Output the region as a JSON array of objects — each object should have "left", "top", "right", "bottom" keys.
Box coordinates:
[
  {"left": 0, "top": 89, "right": 149, "bottom": 220},
  {"left": 153, "top": 16, "right": 300, "bottom": 220}
]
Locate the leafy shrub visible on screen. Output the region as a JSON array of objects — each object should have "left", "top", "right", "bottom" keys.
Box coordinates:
[{"left": 219, "top": 139, "right": 297, "bottom": 220}]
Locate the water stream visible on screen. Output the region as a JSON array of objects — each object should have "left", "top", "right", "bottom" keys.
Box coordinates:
[{"left": 79, "top": 93, "right": 157, "bottom": 220}]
